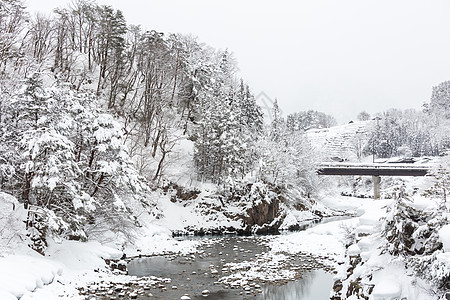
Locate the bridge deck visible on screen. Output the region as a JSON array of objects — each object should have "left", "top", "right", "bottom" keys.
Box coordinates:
[{"left": 317, "top": 163, "right": 430, "bottom": 176}]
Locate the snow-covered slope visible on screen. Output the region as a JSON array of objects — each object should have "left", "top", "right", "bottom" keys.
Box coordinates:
[{"left": 306, "top": 120, "right": 373, "bottom": 162}]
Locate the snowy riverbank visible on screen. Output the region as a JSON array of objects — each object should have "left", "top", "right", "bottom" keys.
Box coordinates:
[
  {"left": 270, "top": 192, "right": 450, "bottom": 300},
  {"left": 0, "top": 191, "right": 199, "bottom": 299}
]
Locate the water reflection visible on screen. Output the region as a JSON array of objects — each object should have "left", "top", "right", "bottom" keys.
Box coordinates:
[{"left": 263, "top": 270, "right": 332, "bottom": 300}]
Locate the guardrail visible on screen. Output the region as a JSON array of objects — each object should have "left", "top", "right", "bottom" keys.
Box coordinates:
[
  {"left": 317, "top": 163, "right": 430, "bottom": 176},
  {"left": 318, "top": 163, "right": 431, "bottom": 169}
]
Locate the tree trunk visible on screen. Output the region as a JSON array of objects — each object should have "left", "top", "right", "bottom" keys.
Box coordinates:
[
  {"left": 152, "top": 129, "right": 161, "bottom": 157},
  {"left": 171, "top": 49, "right": 179, "bottom": 101},
  {"left": 22, "top": 174, "right": 31, "bottom": 209},
  {"left": 153, "top": 151, "right": 166, "bottom": 181},
  {"left": 90, "top": 172, "right": 105, "bottom": 197}
]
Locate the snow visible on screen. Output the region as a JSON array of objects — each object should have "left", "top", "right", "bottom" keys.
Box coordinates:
[
  {"left": 436, "top": 252, "right": 450, "bottom": 264},
  {"left": 149, "top": 188, "right": 243, "bottom": 234},
  {"left": 0, "top": 234, "right": 127, "bottom": 299},
  {"left": 271, "top": 197, "right": 389, "bottom": 260},
  {"left": 0, "top": 188, "right": 200, "bottom": 299},
  {"left": 279, "top": 209, "right": 318, "bottom": 230},
  {"left": 357, "top": 236, "right": 375, "bottom": 252},
  {"left": 306, "top": 120, "right": 372, "bottom": 161},
  {"left": 319, "top": 194, "right": 366, "bottom": 213},
  {"left": 271, "top": 215, "right": 357, "bottom": 259},
  {"left": 439, "top": 224, "right": 450, "bottom": 252},
  {"left": 371, "top": 276, "right": 402, "bottom": 300},
  {"left": 0, "top": 193, "right": 29, "bottom": 255},
  {"left": 45, "top": 240, "right": 122, "bottom": 270},
  {"left": 356, "top": 224, "right": 377, "bottom": 235},
  {"left": 0, "top": 255, "right": 63, "bottom": 299},
  {"left": 408, "top": 195, "right": 437, "bottom": 210},
  {"left": 332, "top": 191, "right": 440, "bottom": 300},
  {"left": 347, "top": 244, "right": 361, "bottom": 256},
  {"left": 123, "top": 223, "right": 199, "bottom": 257}
]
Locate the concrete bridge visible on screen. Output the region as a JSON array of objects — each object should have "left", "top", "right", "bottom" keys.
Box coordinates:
[{"left": 317, "top": 163, "right": 431, "bottom": 199}]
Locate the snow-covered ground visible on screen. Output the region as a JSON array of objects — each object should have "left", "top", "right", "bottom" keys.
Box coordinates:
[{"left": 0, "top": 192, "right": 199, "bottom": 299}]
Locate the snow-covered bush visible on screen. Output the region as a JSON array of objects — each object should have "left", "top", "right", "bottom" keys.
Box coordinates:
[
  {"left": 380, "top": 194, "right": 450, "bottom": 293},
  {"left": 382, "top": 197, "right": 442, "bottom": 256}
]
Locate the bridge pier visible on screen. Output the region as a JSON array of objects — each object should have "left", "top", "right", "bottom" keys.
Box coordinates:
[{"left": 372, "top": 176, "right": 381, "bottom": 199}]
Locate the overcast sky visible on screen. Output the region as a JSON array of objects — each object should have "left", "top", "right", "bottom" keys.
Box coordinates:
[{"left": 26, "top": 0, "right": 450, "bottom": 123}]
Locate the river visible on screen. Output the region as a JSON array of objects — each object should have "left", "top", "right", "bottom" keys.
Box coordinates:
[{"left": 127, "top": 234, "right": 335, "bottom": 299}]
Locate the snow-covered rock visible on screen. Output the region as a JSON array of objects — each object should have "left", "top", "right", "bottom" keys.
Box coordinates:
[{"left": 347, "top": 244, "right": 361, "bottom": 256}]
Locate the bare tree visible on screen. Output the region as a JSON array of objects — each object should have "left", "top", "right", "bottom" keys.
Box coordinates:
[
  {"left": 0, "top": 0, "right": 27, "bottom": 74},
  {"left": 357, "top": 110, "right": 371, "bottom": 121}
]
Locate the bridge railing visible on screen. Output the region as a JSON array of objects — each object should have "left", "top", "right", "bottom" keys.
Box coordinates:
[{"left": 317, "top": 163, "right": 431, "bottom": 170}]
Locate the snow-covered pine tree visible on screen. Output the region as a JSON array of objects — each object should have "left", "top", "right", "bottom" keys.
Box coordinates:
[
  {"left": 193, "top": 49, "right": 261, "bottom": 184},
  {"left": 270, "top": 99, "right": 283, "bottom": 142}
]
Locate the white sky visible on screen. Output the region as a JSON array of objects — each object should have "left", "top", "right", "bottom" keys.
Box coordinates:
[{"left": 26, "top": 0, "right": 450, "bottom": 123}]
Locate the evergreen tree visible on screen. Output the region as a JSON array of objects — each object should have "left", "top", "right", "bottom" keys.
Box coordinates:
[{"left": 270, "top": 99, "right": 283, "bottom": 142}]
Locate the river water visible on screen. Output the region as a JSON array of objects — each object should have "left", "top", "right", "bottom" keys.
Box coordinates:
[{"left": 127, "top": 234, "right": 334, "bottom": 299}]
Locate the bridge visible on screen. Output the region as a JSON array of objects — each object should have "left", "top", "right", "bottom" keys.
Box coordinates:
[{"left": 317, "top": 163, "right": 431, "bottom": 199}]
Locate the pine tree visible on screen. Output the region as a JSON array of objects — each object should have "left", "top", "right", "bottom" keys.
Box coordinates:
[{"left": 270, "top": 99, "right": 283, "bottom": 142}]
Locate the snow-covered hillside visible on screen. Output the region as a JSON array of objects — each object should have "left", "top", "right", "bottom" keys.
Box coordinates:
[{"left": 306, "top": 120, "right": 373, "bottom": 162}]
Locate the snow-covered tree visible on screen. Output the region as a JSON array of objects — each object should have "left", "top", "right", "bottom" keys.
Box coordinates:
[
  {"left": 192, "top": 50, "right": 263, "bottom": 184},
  {"left": 365, "top": 109, "right": 446, "bottom": 158},
  {"left": 0, "top": 0, "right": 27, "bottom": 72},
  {"left": 357, "top": 110, "right": 371, "bottom": 121},
  {"left": 270, "top": 99, "right": 283, "bottom": 142},
  {"left": 430, "top": 80, "right": 450, "bottom": 119},
  {"left": 381, "top": 193, "right": 449, "bottom": 294},
  {"left": 0, "top": 75, "right": 154, "bottom": 248},
  {"left": 286, "top": 110, "right": 336, "bottom": 132},
  {"left": 258, "top": 102, "right": 319, "bottom": 199}
]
